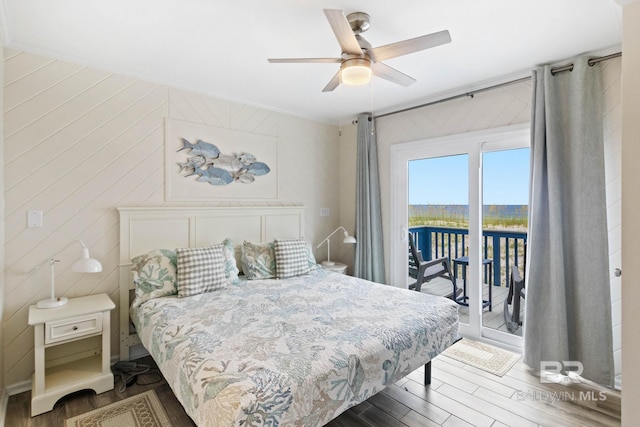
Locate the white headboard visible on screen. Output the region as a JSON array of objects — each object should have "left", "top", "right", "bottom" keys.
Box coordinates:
[{"left": 118, "top": 206, "right": 306, "bottom": 360}]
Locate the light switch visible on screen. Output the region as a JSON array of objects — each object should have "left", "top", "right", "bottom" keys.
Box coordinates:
[
  {"left": 320, "top": 207, "right": 330, "bottom": 217},
  {"left": 27, "top": 210, "right": 43, "bottom": 228}
]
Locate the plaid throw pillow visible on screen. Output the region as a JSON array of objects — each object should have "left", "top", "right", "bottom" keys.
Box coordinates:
[
  {"left": 176, "top": 245, "right": 227, "bottom": 297},
  {"left": 274, "top": 238, "right": 310, "bottom": 279}
]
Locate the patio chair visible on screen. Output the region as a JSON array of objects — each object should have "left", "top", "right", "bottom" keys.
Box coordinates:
[
  {"left": 504, "top": 264, "right": 525, "bottom": 332},
  {"left": 408, "top": 232, "right": 462, "bottom": 301}
]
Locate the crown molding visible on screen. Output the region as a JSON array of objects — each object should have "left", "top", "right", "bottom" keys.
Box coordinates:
[{"left": 616, "top": 0, "right": 640, "bottom": 5}]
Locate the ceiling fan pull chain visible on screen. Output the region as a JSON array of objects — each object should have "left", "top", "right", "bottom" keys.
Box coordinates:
[
  {"left": 338, "top": 74, "right": 343, "bottom": 136},
  {"left": 370, "top": 78, "right": 375, "bottom": 135}
]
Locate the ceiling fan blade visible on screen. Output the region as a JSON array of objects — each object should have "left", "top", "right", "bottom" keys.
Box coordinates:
[
  {"left": 323, "top": 9, "right": 362, "bottom": 55},
  {"left": 371, "top": 30, "right": 451, "bottom": 62},
  {"left": 372, "top": 62, "right": 416, "bottom": 87},
  {"left": 268, "top": 58, "right": 342, "bottom": 64},
  {"left": 322, "top": 71, "right": 341, "bottom": 92}
]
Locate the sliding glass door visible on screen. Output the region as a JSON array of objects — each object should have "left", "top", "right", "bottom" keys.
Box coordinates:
[
  {"left": 408, "top": 154, "right": 469, "bottom": 326},
  {"left": 390, "top": 125, "right": 529, "bottom": 347},
  {"left": 481, "top": 148, "right": 529, "bottom": 343}
]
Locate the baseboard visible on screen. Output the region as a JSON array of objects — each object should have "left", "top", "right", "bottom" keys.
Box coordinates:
[{"left": 5, "top": 379, "right": 30, "bottom": 396}]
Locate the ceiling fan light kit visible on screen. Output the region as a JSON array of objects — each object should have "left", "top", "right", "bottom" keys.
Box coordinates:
[
  {"left": 341, "top": 58, "right": 372, "bottom": 85},
  {"left": 267, "top": 9, "right": 451, "bottom": 92}
]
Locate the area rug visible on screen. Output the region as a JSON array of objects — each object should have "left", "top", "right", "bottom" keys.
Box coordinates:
[
  {"left": 441, "top": 338, "right": 521, "bottom": 376},
  {"left": 65, "top": 390, "right": 171, "bottom": 427}
]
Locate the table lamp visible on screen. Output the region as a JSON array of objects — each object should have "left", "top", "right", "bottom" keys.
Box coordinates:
[
  {"left": 316, "top": 226, "right": 356, "bottom": 266},
  {"left": 35, "top": 240, "right": 103, "bottom": 309}
]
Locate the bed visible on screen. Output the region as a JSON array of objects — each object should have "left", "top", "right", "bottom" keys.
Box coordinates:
[{"left": 118, "top": 206, "right": 459, "bottom": 426}]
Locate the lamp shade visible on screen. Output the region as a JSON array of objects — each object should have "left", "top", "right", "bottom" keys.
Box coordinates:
[
  {"left": 72, "top": 247, "right": 103, "bottom": 273},
  {"left": 343, "top": 235, "right": 357, "bottom": 244},
  {"left": 341, "top": 58, "right": 372, "bottom": 86}
]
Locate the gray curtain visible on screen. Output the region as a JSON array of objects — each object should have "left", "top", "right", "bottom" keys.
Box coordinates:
[
  {"left": 524, "top": 57, "right": 613, "bottom": 386},
  {"left": 354, "top": 113, "right": 385, "bottom": 283}
]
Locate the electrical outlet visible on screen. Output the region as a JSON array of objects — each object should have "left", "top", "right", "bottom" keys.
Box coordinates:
[
  {"left": 320, "top": 207, "right": 330, "bottom": 217},
  {"left": 27, "top": 210, "right": 43, "bottom": 228}
]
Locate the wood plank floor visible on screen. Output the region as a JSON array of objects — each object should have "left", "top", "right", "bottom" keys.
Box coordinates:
[
  {"left": 6, "top": 356, "right": 196, "bottom": 427},
  {"left": 7, "top": 352, "right": 620, "bottom": 427}
]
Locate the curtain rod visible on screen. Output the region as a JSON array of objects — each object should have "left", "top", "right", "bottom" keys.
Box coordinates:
[
  {"left": 372, "top": 51, "right": 622, "bottom": 120},
  {"left": 550, "top": 52, "right": 621, "bottom": 75}
]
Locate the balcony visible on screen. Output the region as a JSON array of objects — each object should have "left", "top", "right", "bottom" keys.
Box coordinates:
[{"left": 409, "top": 225, "right": 527, "bottom": 334}]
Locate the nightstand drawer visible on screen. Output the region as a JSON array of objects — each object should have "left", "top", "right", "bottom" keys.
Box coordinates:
[{"left": 45, "top": 313, "right": 103, "bottom": 344}]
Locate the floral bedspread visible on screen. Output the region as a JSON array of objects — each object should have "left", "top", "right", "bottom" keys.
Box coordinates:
[{"left": 132, "top": 269, "right": 459, "bottom": 426}]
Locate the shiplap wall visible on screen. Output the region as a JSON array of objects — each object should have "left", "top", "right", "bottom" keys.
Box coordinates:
[
  {"left": 371, "top": 59, "right": 622, "bottom": 384},
  {"left": 2, "top": 47, "right": 340, "bottom": 386},
  {"left": 338, "top": 124, "right": 357, "bottom": 274}
]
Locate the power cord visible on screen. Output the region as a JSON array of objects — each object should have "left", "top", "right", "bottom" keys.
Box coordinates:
[{"left": 111, "top": 361, "right": 161, "bottom": 392}]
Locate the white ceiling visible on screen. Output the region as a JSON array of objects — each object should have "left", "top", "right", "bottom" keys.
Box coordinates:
[{"left": 1, "top": 0, "right": 623, "bottom": 124}]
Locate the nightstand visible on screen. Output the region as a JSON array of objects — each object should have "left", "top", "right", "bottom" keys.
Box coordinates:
[
  {"left": 28, "top": 293, "right": 115, "bottom": 416},
  {"left": 321, "top": 262, "right": 348, "bottom": 275}
]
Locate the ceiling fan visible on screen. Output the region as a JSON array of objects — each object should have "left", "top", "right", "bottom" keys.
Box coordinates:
[{"left": 268, "top": 9, "right": 451, "bottom": 92}]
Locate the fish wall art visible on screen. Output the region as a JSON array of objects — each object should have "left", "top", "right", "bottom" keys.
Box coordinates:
[{"left": 176, "top": 137, "right": 271, "bottom": 185}]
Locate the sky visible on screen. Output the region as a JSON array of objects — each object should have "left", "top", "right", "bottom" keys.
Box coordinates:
[{"left": 408, "top": 148, "right": 530, "bottom": 205}]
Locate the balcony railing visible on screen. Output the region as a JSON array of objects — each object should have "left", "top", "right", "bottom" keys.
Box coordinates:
[{"left": 409, "top": 225, "right": 527, "bottom": 287}]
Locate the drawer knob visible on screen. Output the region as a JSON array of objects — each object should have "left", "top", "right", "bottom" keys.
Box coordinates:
[{"left": 72, "top": 326, "right": 79, "bottom": 331}]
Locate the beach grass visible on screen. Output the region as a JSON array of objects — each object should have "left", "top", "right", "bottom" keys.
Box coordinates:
[{"left": 409, "top": 204, "right": 528, "bottom": 231}]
